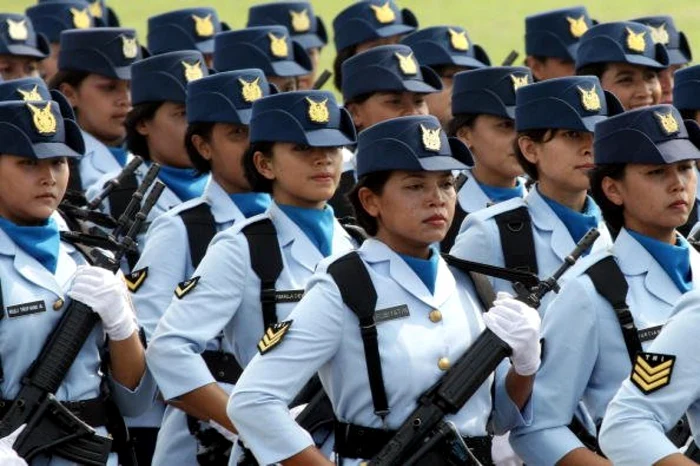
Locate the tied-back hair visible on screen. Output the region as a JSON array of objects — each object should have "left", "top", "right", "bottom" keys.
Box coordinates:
[
  {"left": 242, "top": 141, "right": 276, "bottom": 193},
  {"left": 588, "top": 163, "right": 627, "bottom": 236},
  {"left": 513, "top": 128, "right": 559, "bottom": 181},
  {"left": 124, "top": 102, "right": 163, "bottom": 160},
  {"left": 348, "top": 171, "right": 393, "bottom": 236},
  {"left": 185, "top": 122, "right": 217, "bottom": 175}
]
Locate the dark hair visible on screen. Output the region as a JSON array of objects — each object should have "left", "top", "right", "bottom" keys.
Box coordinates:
[
  {"left": 513, "top": 129, "right": 558, "bottom": 180},
  {"left": 124, "top": 102, "right": 163, "bottom": 160},
  {"left": 446, "top": 113, "right": 479, "bottom": 137},
  {"left": 242, "top": 141, "right": 276, "bottom": 193},
  {"left": 589, "top": 163, "right": 627, "bottom": 236},
  {"left": 47, "top": 69, "right": 90, "bottom": 91},
  {"left": 575, "top": 63, "right": 609, "bottom": 79},
  {"left": 185, "top": 122, "right": 216, "bottom": 174},
  {"left": 348, "top": 171, "right": 393, "bottom": 235},
  {"left": 333, "top": 45, "right": 357, "bottom": 92},
  {"left": 680, "top": 108, "right": 700, "bottom": 121}
]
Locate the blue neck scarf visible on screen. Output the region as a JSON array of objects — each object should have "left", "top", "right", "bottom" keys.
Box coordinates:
[
  {"left": 477, "top": 179, "right": 526, "bottom": 204},
  {"left": 399, "top": 248, "right": 440, "bottom": 294},
  {"left": 627, "top": 229, "right": 693, "bottom": 293},
  {"left": 108, "top": 146, "right": 128, "bottom": 168},
  {"left": 278, "top": 204, "right": 335, "bottom": 257},
  {"left": 229, "top": 193, "right": 271, "bottom": 218},
  {"left": 157, "top": 166, "right": 208, "bottom": 202},
  {"left": 0, "top": 216, "right": 60, "bottom": 273},
  {"left": 540, "top": 189, "right": 602, "bottom": 245}
]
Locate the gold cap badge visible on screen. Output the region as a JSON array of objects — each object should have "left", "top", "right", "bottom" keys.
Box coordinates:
[
  {"left": 239, "top": 77, "right": 263, "bottom": 103},
  {"left": 370, "top": 1, "right": 396, "bottom": 24},
  {"left": 70, "top": 8, "right": 91, "bottom": 29},
  {"left": 6, "top": 19, "right": 28, "bottom": 41},
  {"left": 27, "top": 103, "right": 57, "bottom": 135},
  {"left": 626, "top": 27, "right": 647, "bottom": 53},
  {"left": 395, "top": 52, "right": 417, "bottom": 76},
  {"left": 268, "top": 32, "right": 289, "bottom": 58},
  {"left": 650, "top": 23, "right": 670, "bottom": 45},
  {"left": 655, "top": 111, "right": 680, "bottom": 135},
  {"left": 306, "top": 97, "right": 330, "bottom": 124},
  {"left": 566, "top": 16, "right": 588, "bottom": 39},
  {"left": 290, "top": 9, "right": 311, "bottom": 33},
  {"left": 448, "top": 28, "right": 469, "bottom": 51},
  {"left": 421, "top": 124, "right": 442, "bottom": 152},
  {"left": 88, "top": 0, "right": 103, "bottom": 19},
  {"left": 17, "top": 85, "right": 42, "bottom": 102},
  {"left": 192, "top": 14, "right": 214, "bottom": 38},
  {"left": 182, "top": 60, "right": 204, "bottom": 82},
  {"left": 121, "top": 36, "right": 138, "bottom": 59},
  {"left": 510, "top": 74, "right": 529, "bottom": 92},
  {"left": 577, "top": 85, "right": 601, "bottom": 112}
]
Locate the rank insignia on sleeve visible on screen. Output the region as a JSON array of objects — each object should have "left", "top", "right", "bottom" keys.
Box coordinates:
[
  {"left": 124, "top": 267, "right": 148, "bottom": 293},
  {"left": 630, "top": 352, "right": 675, "bottom": 395},
  {"left": 257, "top": 320, "right": 293, "bottom": 355},
  {"left": 174, "top": 276, "right": 200, "bottom": 299}
]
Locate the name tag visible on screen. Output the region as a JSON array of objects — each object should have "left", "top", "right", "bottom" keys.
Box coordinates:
[
  {"left": 375, "top": 305, "right": 410, "bottom": 324},
  {"left": 7, "top": 300, "right": 47, "bottom": 318},
  {"left": 638, "top": 325, "right": 663, "bottom": 343},
  {"left": 275, "top": 290, "right": 304, "bottom": 303}
]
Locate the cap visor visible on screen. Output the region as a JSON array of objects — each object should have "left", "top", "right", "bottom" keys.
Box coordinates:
[
  {"left": 375, "top": 24, "right": 416, "bottom": 39},
  {"left": 581, "top": 114, "right": 608, "bottom": 132},
  {"left": 403, "top": 79, "right": 441, "bottom": 94},
  {"left": 270, "top": 60, "right": 310, "bottom": 77},
  {"left": 625, "top": 54, "right": 666, "bottom": 70},
  {"left": 504, "top": 105, "right": 517, "bottom": 119},
  {"left": 666, "top": 49, "right": 690, "bottom": 66},
  {"left": 196, "top": 38, "right": 215, "bottom": 55},
  {"left": 305, "top": 128, "right": 355, "bottom": 147},
  {"left": 565, "top": 43, "right": 580, "bottom": 62},
  {"left": 33, "top": 142, "right": 82, "bottom": 159},
  {"left": 657, "top": 138, "right": 700, "bottom": 163},
  {"left": 112, "top": 65, "right": 132, "bottom": 80},
  {"left": 292, "top": 34, "right": 325, "bottom": 50},
  {"left": 418, "top": 154, "right": 470, "bottom": 172},
  {"left": 451, "top": 55, "right": 489, "bottom": 69},
  {"left": 6, "top": 44, "right": 47, "bottom": 59}
]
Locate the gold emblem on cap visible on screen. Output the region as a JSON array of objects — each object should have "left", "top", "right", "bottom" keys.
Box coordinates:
[
  {"left": 239, "top": 77, "right": 263, "bottom": 103},
  {"left": 577, "top": 85, "right": 601, "bottom": 112},
  {"left": 70, "top": 8, "right": 91, "bottom": 29},
  {"left": 121, "top": 36, "right": 138, "bottom": 59},
  {"left": 370, "top": 1, "right": 396, "bottom": 24},
  {"left": 268, "top": 32, "right": 289, "bottom": 58},
  {"left": 306, "top": 97, "right": 330, "bottom": 124},
  {"left": 650, "top": 23, "right": 670, "bottom": 45},
  {"left": 6, "top": 19, "right": 28, "bottom": 41},
  {"left": 510, "top": 74, "right": 529, "bottom": 91},
  {"left": 626, "top": 27, "right": 647, "bottom": 53},
  {"left": 421, "top": 124, "right": 442, "bottom": 152},
  {"left": 182, "top": 60, "right": 203, "bottom": 82},
  {"left": 448, "top": 28, "right": 469, "bottom": 51},
  {"left": 27, "top": 103, "right": 57, "bottom": 135},
  {"left": 566, "top": 16, "right": 588, "bottom": 39},
  {"left": 395, "top": 52, "right": 418, "bottom": 76},
  {"left": 290, "top": 9, "right": 311, "bottom": 33},
  {"left": 655, "top": 111, "right": 680, "bottom": 135},
  {"left": 17, "top": 85, "right": 42, "bottom": 101},
  {"left": 192, "top": 14, "right": 214, "bottom": 38},
  {"left": 88, "top": 0, "right": 103, "bottom": 19}
]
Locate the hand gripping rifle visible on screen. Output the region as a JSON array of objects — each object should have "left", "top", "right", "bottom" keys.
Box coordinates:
[
  {"left": 367, "top": 228, "right": 600, "bottom": 466},
  {"left": 0, "top": 169, "right": 164, "bottom": 465}
]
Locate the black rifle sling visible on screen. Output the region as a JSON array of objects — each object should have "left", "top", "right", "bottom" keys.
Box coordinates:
[
  {"left": 327, "top": 252, "right": 389, "bottom": 419},
  {"left": 179, "top": 203, "right": 217, "bottom": 269},
  {"left": 495, "top": 206, "right": 538, "bottom": 274},
  {"left": 440, "top": 172, "right": 470, "bottom": 252},
  {"left": 242, "top": 219, "right": 283, "bottom": 329},
  {"left": 107, "top": 171, "right": 139, "bottom": 221}
]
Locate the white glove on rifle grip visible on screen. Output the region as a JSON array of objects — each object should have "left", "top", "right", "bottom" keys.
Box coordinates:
[
  {"left": 483, "top": 292, "right": 541, "bottom": 376},
  {"left": 68, "top": 265, "right": 138, "bottom": 341},
  {"left": 0, "top": 425, "right": 28, "bottom": 466}
]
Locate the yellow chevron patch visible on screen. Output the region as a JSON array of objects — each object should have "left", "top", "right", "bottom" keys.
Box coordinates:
[
  {"left": 630, "top": 352, "right": 675, "bottom": 395},
  {"left": 257, "top": 320, "right": 293, "bottom": 355},
  {"left": 124, "top": 267, "right": 148, "bottom": 293},
  {"left": 174, "top": 276, "right": 200, "bottom": 299}
]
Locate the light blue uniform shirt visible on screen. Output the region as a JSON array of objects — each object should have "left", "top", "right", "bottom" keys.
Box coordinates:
[{"left": 78, "top": 130, "right": 125, "bottom": 193}]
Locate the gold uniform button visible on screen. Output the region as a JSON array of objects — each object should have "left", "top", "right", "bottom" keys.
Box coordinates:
[
  {"left": 429, "top": 309, "right": 442, "bottom": 323},
  {"left": 438, "top": 357, "right": 450, "bottom": 371},
  {"left": 53, "top": 298, "right": 64, "bottom": 311}
]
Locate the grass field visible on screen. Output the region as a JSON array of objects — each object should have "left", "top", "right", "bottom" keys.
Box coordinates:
[{"left": 7, "top": 0, "right": 700, "bottom": 88}]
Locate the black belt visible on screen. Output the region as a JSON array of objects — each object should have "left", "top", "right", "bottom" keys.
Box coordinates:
[
  {"left": 0, "top": 397, "right": 108, "bottom": 428},
  {"left": 333, "top": 421, "right": 492, "bottom": 464},
  {"left": 202, "top": 350, "right": 242, "bottom": 385}
]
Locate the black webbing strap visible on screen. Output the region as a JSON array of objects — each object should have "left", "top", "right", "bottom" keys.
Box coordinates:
[
  {"left": 494, "top": 206, "right": 538, "bottom": 274},
  {"left": 67, "top": 157, "right": 84, "bottom": 193},
  {"left": 440, "top": 173, "right": 469, "bottom": 252},
  {"left": 107, "top": 171, "right": 139, "bottom": 221},
  {"left": 584, "top": 256, "right": 641, "bottom": 362},
  {"left": 328, "top": 170, "right": 356, "bottom": 219},
  {"left": 679, "top": 199, "right": 699, "bottom": 238},
  {"left": 178, "top": 203, "right": 217, "bottom": 269},
  {"left": 242, "top": 219, "right": 283, "bottom": 330},
  {"left": 327, "top": 252, "right": 389, "bottom": 421}
]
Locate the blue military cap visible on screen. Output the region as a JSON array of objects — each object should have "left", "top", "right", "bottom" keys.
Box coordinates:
[
  {"left": 148, "top": 8, "right": 227, "bottom": 55},
  {"left": 247, "top": 2, "right": 327, "bottom": 50},
  {"left": 0, "top": 76, "right": 74, "bottom": 119},
  {"left": 516, "top": 76, "right": 623, "bottom": 132},
  {"left": 187, "top": 69, "right": 276, "bottom": 125},
  {"left": 58, "top": 28, "right": 142, "bottom": 80},
  {"left": 525, "top": 6, "right": 593, "bottom": 61},
  {"left": 82, "top": 0, "right": 119, "bottom": 27},
  {"left": 594, "top": 105, "right": 700, "bottom": 165},
  {"left": 131, "top": 50, "right": 208, "bottom": 105},
  {"left": 401, "top": 26, "right": 490, "bottom": 70},
  {"left": 0, "top": 100, "right": 84, "bottom": 159},
  {"left": 0, "top": 13, "right": 50, "bottom": 59},
  {"left": 333, "top": 0, "right": 418, "bottom": 51},
  {"left": 631, "top": 16, "right": 692, "bottom": 65},
  {"left": 673, "top": 65, "right": 700, "bottom": 111},
  {"left": 250, "top": 90, "right": 356, "bottom": 147},
  {"left": 576, "top": 21, "right": 669, "bottom": 71},
  {"left": 356, "top": 115, "right": 473, "bottom": 177},
  {"left": 26, "top": 1, "right": 94, "bottom": 44},
  {"left": 341, "top": 44, "right": 442, "bottom": 102},
  {"left": 213, "top": 26, "right": 311, "bottom": 77},
  {"left": 452, "top": 66, "right": 533, "bottom": 119}
]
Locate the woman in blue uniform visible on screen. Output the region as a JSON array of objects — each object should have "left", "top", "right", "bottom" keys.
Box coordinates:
[
  {"left": 511, "top": 105, "right": 700, "bottom": 466},
  {"left": 451, "top": 76, "right": 617, "bottom": 313},
  {"left": 130, "top": 69, "right": 274, "bottom": 466},
  {"left": 0, "top": 12, "right": 48, "bottom": 81},
  {"left": 145, "top": 90, "right": 357, "bottom": 460},
  {"left": 0, "top": 99, "right": 155, "bottom": 465},
  {"left": 227, "top": 114, "right": 541, "bottom": 466}
]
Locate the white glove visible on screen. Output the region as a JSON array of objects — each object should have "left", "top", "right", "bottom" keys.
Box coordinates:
[
  {"left": 68, "top": 265, "right": 137, "bottom": 341},
  {"left": 491, "top": 433, "right": 523, "bottom": 466},
  {"left": 209, "top": 420, "right": 237, "bottom": 443},
  {"left": 0, "top": 425, "right": 28, "bottom": 466},
  {"left": 483, "top": 292, "right": 541, "bottom": 376}
]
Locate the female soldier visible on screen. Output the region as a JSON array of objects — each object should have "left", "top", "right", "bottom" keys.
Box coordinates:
[
  {"left": 129, "top": 69, "right": 274, "bottom": 466},
  {"left": 227, "top": 114, "right": 541, "bottom": 466},
  {"left": 145, "top": 90, "right": 357, "bottom": 458},
  {"left": 512, "top": 105, "right": 700, "bottom": 466},
  {"left": 451, "top": 76, "right": 617, "bottom": 312},
  {"left": 575, "top": 21, "right": 668, "bottom": 111},
  {"left": 441, "top": 66, "right": 532, "bottom": 251},
  {"left": 0, "top": 13, "right": 49, "bottom": 81},
  {"left": 49, "top": 27, "right": 142, "bottom": 192},
  {"left": 0, "top": 99, "right": 154, "bottom": 465}
]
